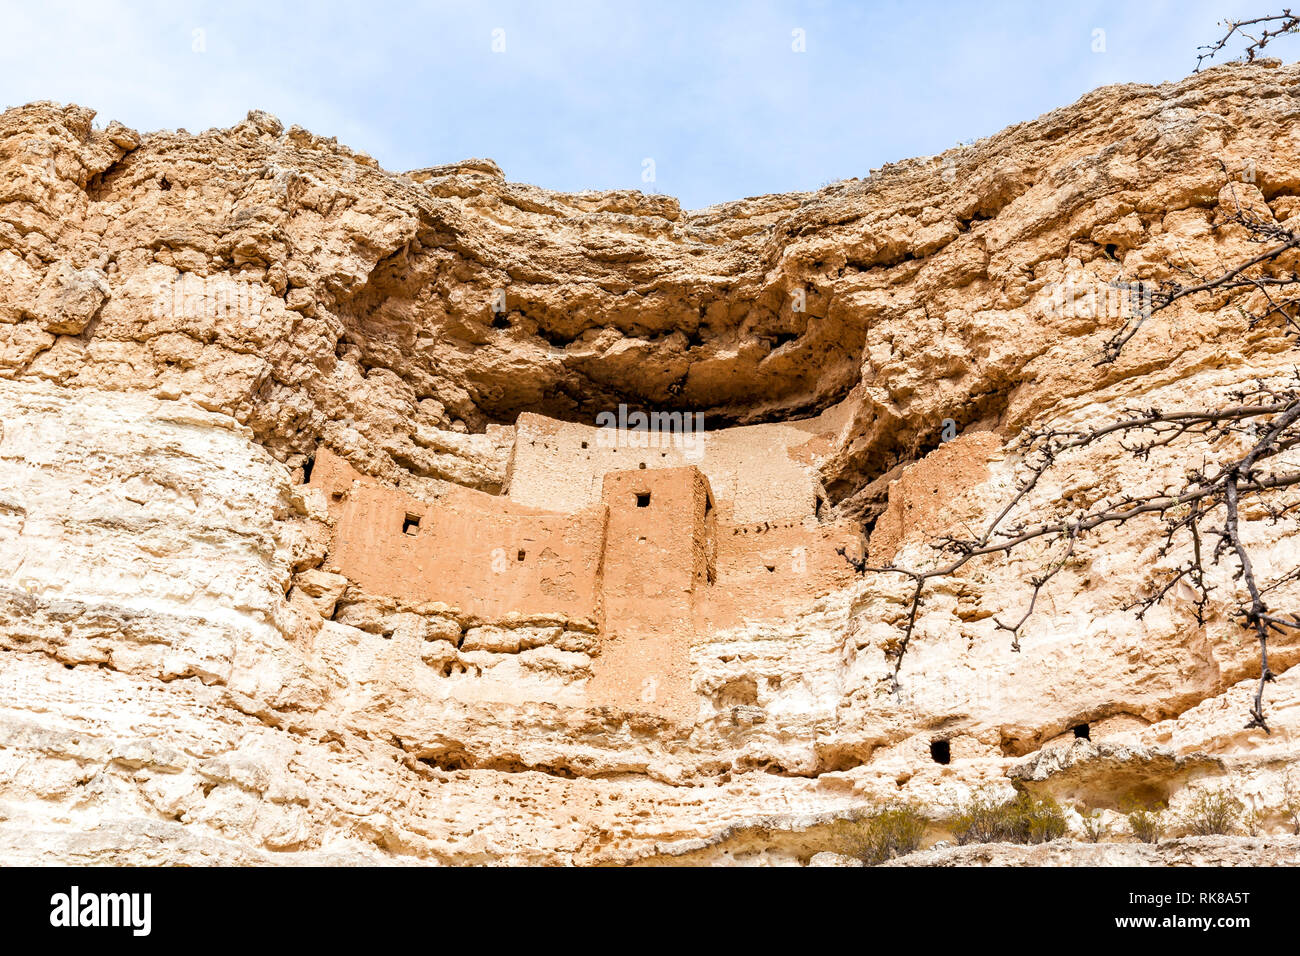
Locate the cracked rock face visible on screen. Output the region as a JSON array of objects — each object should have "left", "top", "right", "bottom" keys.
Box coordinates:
[{"left": 2, "top": 61, "right": 1300, "bottom": 865}]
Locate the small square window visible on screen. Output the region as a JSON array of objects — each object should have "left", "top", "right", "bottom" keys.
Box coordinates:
[
  {"left": 402, "top": 513, "right": 421, "bottom": 536},
  {"left": 517, "top": 549, "right": 526, "bottom": 561},
  {"left": 635, "top": 493, "right": 651, "bottom": 508}
]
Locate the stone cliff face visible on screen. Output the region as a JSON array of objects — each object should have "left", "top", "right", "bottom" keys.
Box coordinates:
[{"left": 2, "top": 60, "right": 1300, "bottom": 865}]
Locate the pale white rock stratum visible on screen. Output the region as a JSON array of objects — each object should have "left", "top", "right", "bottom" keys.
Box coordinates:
[{"left": 1, "top": 357, "right": 1297, "bottom": 864}]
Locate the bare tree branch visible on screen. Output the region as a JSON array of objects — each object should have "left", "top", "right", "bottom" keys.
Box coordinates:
[
  {"left": 1196, "top": 9, "right": 1300, "bottom": 71},
  {"left": 855, "top": 183, "right": 1300, "bottom": 732}
]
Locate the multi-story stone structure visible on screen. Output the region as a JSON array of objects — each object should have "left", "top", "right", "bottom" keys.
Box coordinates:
[{"left": 304, "top": 411, "right": 864, "bottom": 717}]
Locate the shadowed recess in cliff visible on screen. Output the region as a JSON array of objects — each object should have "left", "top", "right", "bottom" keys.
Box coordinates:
[{"left": 326, "top": 191, "right": 867, "bottom": 432}]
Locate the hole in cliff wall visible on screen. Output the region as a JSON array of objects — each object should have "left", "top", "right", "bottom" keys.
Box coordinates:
[
  {"left": 716, "top": 677, "right": 759, "bottom": 707},
  {"left": 636, "top": 493, "right": 651, "bottom": 508},
  {"left": 929, "top": 739, "right": 950, "bottom": 764},
  {"left": 418, "top": 751, "right": 473, "bottom": 771},
  {"left": 403, "top": 513, "right": 421, "bottom": 535},
  {"left": 1073, "top": 723, "right": 1091, "bottom": 740},
  {"left": 957, "top": 211, "right": 992, "bottom": 231},
  {"left": 517, "top": 549, "right": 526, "bottom": 561},
  {"left": 301, "top": 454, "right": 314, "bottom": 484}
]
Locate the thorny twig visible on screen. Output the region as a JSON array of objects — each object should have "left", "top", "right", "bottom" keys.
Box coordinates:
[{"left": 1195, "top": 9, "right": 1300, "bottom": 72}]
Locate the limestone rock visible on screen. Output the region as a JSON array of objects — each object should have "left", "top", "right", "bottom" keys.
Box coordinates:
[
  {"left": 3, "top": 62, "right": 1300, "bottom": 865},
  {"left": 31, "top": 261, "right": 108, "bottom": 334},
  {"left": 881, "top": 837, "right": 1300, "bottom": 867}
]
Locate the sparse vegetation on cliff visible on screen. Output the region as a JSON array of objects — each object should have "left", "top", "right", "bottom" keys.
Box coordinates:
[
  {"left": 1077, "top": 807, "right": 1109, "bottom": 843},
  {"left": 1125, "top": 799, "right": 1167, "bottom": 844},
  {"left": 1180, "top": 787, "right": 1244, "bottom": 836},
  {"left": 948, "top": 789, "right": 1068, "bottom": 845},
  {"left": 831, "top": 805, "right": 928, "bottom": 864}
]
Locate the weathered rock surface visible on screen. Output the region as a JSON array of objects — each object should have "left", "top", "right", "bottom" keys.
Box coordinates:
[
  {"left": 881, "top": 836, "right": 1300, "bottom": 867},
  {"left": 2, "top": 60, "right": 1300, "bottom": 865}
]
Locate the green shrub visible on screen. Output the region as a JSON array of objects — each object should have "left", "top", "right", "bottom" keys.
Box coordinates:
[
  {"left": 1179, "top": 787, "right": 1243, "bottom": 836},
  {"left": 948, "top": 788, "right": 1067, "bottom": 845},
  {"left": 1242, "top": 807, "right": 1265, "bottom": 837},
  {"left": 949, "top": 787, "right": 1011, "bottom": 845},
  {"left": 831, "top": 805, "right": 927, "bottom": 865},
  {"left": 1078, "top": 807, "right": 1109, "bottom": 843},
  {"left": 1123, "top": 798, "right": 1165, "bottom": 843},
  {"left": 1012, "top": 792, "right": 1068, "bottom": 844}
]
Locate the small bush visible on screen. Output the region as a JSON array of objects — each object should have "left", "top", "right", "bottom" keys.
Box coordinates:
[
  {"left": 1124, "top": 799, "right": 1165, "bottom": 843},
  {"left": 1242, "top": 807, "right": 1265, "bottom": 836},
  {"left": 1014, "top": 792, "right": 1069, "bottom": 843},
  {"left": 1283, "top": 772, "right": 1300, "bottom": 835},
  {"left": 1078, "top": 807, "right": 1109, "bottom": 843},
  {"left": 948, "top": 788, "right": 1067, "bottom": 845},
  {"left": 1180, "top": 787, "right": 1243, "bottom": 836},
  {"left": 832, "top": 805, "right": 927, "bottom": 865},
  {"left": 949, "top": 787, "right": 1011, "bottom": 845}
]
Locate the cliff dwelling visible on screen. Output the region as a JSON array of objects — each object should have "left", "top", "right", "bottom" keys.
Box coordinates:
[
  {"left": 7, "top": 52, "right": 1300, "bottom": 871},
  {"left": 303, "top": 409, "right": 866, "bottom": 719}
]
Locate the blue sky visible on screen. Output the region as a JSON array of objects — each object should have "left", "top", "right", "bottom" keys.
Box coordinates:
[{"left": 0, "top": 0, "right": 1288, "bottom": 208}]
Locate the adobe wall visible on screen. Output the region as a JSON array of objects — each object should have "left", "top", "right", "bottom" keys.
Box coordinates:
[
  {"left": 307, "top": 447, "right": 605, "bottom": 623},
  {"left": 705, "top": 518, "right": 864, "bottom": 631},
  {"left": 305, "top": 419, "right": 866, "bottom": 721},
  {"left": 867, "top": 430, "right": 1003, "bottom": 565},
  {"left": 600, "top": 466, "right": 716, "bottom": 623},
  {"left": 308, "top": 440, "right": 865, "bottom": 631},
  {"left": 590, "top": 467, "right": 716, "bottom": 720},
  {"left": 503, "top": 403, "right": 851, "bottom": 525}
]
